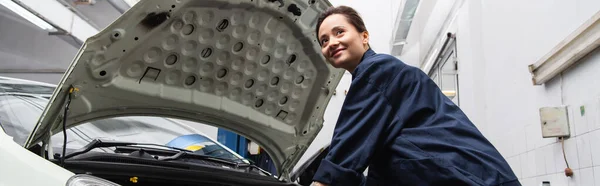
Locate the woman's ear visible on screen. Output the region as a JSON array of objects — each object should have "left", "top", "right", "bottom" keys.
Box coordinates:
[{"left": 362, "top": 31, "right": 370, "bottom": 47}]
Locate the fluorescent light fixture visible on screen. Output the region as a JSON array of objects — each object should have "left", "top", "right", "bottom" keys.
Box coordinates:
[
  {"left": 529, "top": 9, "right": 600, "bottom": 85},
  {"left": 123, "top": 0, "right": 139, "bottom": 7},
  {"left": 393, "top": 41, "right": 407, "bottom": 46},
  {"left": 0, "top": 0, "right": 56, "bottom": 31},
  {"left": 442, "top": 90, "right": 456, "bottom": 98}
]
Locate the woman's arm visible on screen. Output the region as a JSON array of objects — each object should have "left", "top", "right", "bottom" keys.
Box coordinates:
[{"left": 312, "top": 59, "right": 401, "bottom": 185}]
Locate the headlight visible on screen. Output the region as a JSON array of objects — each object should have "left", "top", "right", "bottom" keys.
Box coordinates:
[{"left": 66, "top": 174, "right": 120, "bottom": 186}]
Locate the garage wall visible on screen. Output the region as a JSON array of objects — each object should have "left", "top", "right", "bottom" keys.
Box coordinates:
[
  {"left": 0, "top": 5, "right": 78, "bottom": 84},
  {"left": 402, "top": 0, "right": 600, "bottom": 185},
  {"left": 477, "top": 1, "right": 600, "bottom": 185},
  {"left": 324, "top": 0, "right": 397, "bottom": 54}
]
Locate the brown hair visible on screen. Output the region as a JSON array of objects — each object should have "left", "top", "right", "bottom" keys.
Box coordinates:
[{"left": 315, "top": 6, "right": 368, "bottom": 44}]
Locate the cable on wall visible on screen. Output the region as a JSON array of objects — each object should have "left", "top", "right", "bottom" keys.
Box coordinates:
[{"left": 560, "top": 137, "right": 574, "bottom": 177}]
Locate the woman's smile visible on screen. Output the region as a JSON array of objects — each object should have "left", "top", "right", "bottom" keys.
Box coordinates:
[{"left": 331, "top": 48, "right": 346, "bottom": 58}]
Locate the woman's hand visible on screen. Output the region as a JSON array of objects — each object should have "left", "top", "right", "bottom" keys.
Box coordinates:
[{"left": 311, "top": 181, "right": 328, "bottom": 186}]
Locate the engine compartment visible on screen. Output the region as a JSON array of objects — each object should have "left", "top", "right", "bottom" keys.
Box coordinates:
[
  {"left": 45, "top": 146, "right": 300, "bottom": 186},
  {"left": 60, "top": 160, "right": 297, "bottom": 186}
]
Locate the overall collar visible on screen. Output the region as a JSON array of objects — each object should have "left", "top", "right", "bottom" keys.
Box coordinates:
[{"left": 351, "top": 48, "right": 376, "bottom": 77}]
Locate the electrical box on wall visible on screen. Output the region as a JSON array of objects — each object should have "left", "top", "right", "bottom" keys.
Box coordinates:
[{"left": 539, "top": 106, "right": 570, "bottom": 138}]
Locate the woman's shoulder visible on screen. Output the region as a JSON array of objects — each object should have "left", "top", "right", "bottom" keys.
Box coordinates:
[
  {"left": 356, "top": 52, "right": 409, "bottom": 78},
  {"left": 354, "top": 52, "right": 429, "bottom": 89}
]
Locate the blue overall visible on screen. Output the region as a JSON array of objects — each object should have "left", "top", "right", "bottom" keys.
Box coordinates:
[{"left": 312, "top": 49, "right": 519, "bottom": 186}]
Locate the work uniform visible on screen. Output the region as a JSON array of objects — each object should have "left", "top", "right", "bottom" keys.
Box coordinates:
[{"left": 312, "top": 49, "right": 520, "bottom": 186}]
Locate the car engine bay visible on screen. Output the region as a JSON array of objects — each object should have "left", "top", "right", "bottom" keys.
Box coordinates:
[{"left": 50, "top": 147, "right": 301, "bottom": 186}]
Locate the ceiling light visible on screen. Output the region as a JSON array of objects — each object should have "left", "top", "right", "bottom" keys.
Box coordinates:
[
  {"left": 122, "top": 0, "right": 139, "bottom": 7},
  {"left": 442, "top": 90, "right": 456, "bottom": 98},
  {"left": 393, "top": 41, "right": 407, "bottom": 46},
  {"left": 0, "top": 0, "right": 57, "bottom": 31}
]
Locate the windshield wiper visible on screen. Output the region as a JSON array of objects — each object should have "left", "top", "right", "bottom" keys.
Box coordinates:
[
  {"left": 235, "top": 162, "right": 274, "bottom": 176},
  {"left": 159, "top": 151, "right": 273, "bottom": 175},
  {"left": 62, "top": 139, "right": 191, "bottom": 159},
  {"left": 159, "top": 151, "right": 239, "bottom": 165}
]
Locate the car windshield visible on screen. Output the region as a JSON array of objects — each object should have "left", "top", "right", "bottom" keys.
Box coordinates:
[
  {"left": 0, "top": 84, "right": 245, "bottom": 163},
  {"left": 50, "top": 116, "right": 245, "bottom": 162},
  {"left": 0, "top": 94, "right": 48, "bottom": 145},
  {"left": 0, "top": 78, "right": 55, "bottom": 95}
]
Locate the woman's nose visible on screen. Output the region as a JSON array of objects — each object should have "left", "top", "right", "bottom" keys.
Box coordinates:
[{"left": 329, "top": 39, "right": 340, "bottom": 48}]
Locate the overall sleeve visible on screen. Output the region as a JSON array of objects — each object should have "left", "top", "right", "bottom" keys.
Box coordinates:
[{"left": 312, "top": 67, "right": 397, "bottom": 185}]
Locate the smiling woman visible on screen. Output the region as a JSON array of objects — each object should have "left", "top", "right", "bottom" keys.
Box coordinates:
[
  {"left": 311, "top": 5, "right": 520, "bottom": 186},
  {"left": 316, "top": 6, "right": 369, "bottom": 73}
]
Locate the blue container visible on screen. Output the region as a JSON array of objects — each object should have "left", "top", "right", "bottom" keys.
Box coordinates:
[{"left": 217, "top": 129, "right": 247, "bottom": 158}]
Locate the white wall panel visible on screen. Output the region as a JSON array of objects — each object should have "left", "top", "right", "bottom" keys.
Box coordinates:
[{"left": 403, "top": 0, "right": 600, "bottom": 184}]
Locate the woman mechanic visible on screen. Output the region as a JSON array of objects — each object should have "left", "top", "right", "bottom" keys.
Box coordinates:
[{"left": 311, "top": 6, "right": 520, "bottom": 186}]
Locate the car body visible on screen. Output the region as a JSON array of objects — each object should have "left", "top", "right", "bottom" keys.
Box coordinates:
[
  {"left": 11, "top": 0, "right": 343, "bottom": 185},
  {"left": 0, "top": 118, "right": 75, "bottom": 186},
  {"left": 0, "top": 76, "right": 248, "bottom": 161},
  {"left": 0, "top": 76, "right": 121, "bottom": 186},
  {"left": 0, "top": 76, "right": 274, "bottom": 185}
]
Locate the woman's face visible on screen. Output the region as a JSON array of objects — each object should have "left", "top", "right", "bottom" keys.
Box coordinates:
[{"left": 318, "top": 14, "right": 369, "bottom": 72}]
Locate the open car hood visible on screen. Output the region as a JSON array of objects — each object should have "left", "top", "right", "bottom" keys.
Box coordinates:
[{"left": 24, "top": 0, "right": 343, "bottom": 179}]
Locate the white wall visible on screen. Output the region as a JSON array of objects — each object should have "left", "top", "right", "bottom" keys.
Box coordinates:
[
  {"left": 477, "top": 1, "right": 600, "bottom": 185},
  {"left": 327, "top": 0, "right": 396, "bottom": 54},
  {"left": 400, "top": 0, "right": 460, "bottom": 68},
  {"left": 402, "top": 0, "right": 600, "bottom": 185}
]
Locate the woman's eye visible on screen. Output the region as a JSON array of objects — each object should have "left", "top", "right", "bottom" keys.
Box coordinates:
[
  {"left": 321, "top": 39, "right": 328, "bottom": 45},
  {"left": 336, "top": 30, "right": 344, "bottom": 35}
]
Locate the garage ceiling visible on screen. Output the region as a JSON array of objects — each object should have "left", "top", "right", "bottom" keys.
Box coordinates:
[
  {"left": 0, "top": 4, "right": 78, "bottom": 72},
  {"left": 0, "top": 0, "right": 131, "bottom": 83},
  {"left": 60, "top": 0, "right": 126, "bottom": 30}
]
